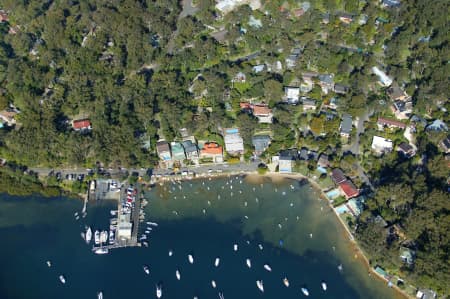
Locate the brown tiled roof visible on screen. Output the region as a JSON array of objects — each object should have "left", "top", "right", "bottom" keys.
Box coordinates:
[
  {"left": 253, "top": 105, "right": 271, "bottom": 116},
  {"left": 331, "top": 168, "right": 347, "bottom": 184},
  {"left": 377, "top": 117, "right": 406, "bottom": 129}
]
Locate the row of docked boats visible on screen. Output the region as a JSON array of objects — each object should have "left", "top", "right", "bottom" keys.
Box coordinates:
[{"left": 84, "top": 226, "right": 115, "bottom": 246}]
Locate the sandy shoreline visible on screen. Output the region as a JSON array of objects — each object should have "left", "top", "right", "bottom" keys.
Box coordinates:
[
  {"left": 252, "top": 172, "right": 411, "bottom": 299},
  {"left": 109, "top": 170, "right": 411, "bottom": 298}
]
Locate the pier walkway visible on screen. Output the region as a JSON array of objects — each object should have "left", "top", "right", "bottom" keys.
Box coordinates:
[{"left": 91, "top": 183, "right": 143, "bottom": 252}]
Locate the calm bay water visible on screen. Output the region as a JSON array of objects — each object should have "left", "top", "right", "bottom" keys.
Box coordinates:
[{"left": 0, "top": 175, "right": 400, "bottom": 299}]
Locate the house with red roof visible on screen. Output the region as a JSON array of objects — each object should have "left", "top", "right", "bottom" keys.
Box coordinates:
[
  {"left": 252, "top": 104, "right": 273, "bottom": 123},
  {"left": 200, "top": 142, "right": 223, "bottom": 163},
  {"left": 72, "top": 119, "right": 92, "bottom": 131},
  {"left": 339, "top": 180, "right": 359, "bottom": 199}
]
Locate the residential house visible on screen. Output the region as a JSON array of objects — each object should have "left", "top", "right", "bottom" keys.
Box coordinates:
[
  {"left": 377, "top": 117, "right": 406, "bottom": 130},
  {"left": 392, "top": 100, "right": 413, "bottom": 120},
  {"left": 179, "top": 127, "right": 190, "bottom": 138},
  {"left": 331, "top": 168, "right": 347, "bottom": 184},
  {"left": 372, "top": 66, "right": 393, "bottom": 87},
  {"left": 397, "top": 142, "right": 416, "bottom": 157},
  {"left": 299, "top": 148, "right": 309, "bottom": 160},
  {"left": 302, "top": 98, "right": 317, "bottom": 111},
  {"left": 171, "top": 142, "right": 186, "bottom": 161},
  {"left": 339, "top": 180, "right": 359, "bottom": 199},
  {"left": 0, "top": 10, "right": 8, "bottom": 23},
  {"left": 302, "top": 71, "right": 318, "bottom": 85},
  {"left": 328, "top": 97, "right": 339, "bottom": 110},
  {"left": 232, "top": 72, "right": 246, "bottom": 83},
  {"left": 416, "top": 289, "right": 437, "bottom": 299},
  {"left": 358, "top": 14, "right": 369, "bottom": 25},
  {"left": 156, "top": 141, "right": 172, "bottom": 161},
  {"left": 339, "top": 13, "right": 353, "bottom": 24},
  {"left": 347, "top": 196, "right": 365, "bottom": 216},
  {"left": 300, "top": 80, "right": 313, "bottom": 93},
  {"left": 439, "top": 136, "right": 450, "bottom": 154},
  {"left": 253, "top": 104, "right": 273, "bottom": 123},
  {"left": 340, "top": 114, "right": 353, "bottom": 137},
  {"left": 426, "top": 119, "right": 448, "bottom": 132},
  {"left": 286, "top": 47, "right": 302, "bottom": 69},
  {"left": 252, "top": 64, "right": 265, "bottom": 73},
  {"left": 387, "top": 83, "right": 409, "bottom": 101},
  {"left": 239, "top": 102, "right": 253, "bottom": 113},
  {"left": 317, "top": 154, "right": 330, "bottom": 168},
  {"left": 371, "top": 136, "right": 393, "bottom": 154},
  {"left": 399, "top": 247, "right": 415, "bottom": 266},
  {"left": 200, "top": 142, "right": 223, "bottom": 163},
  {"left": 284, "top": 87, "right": 300, "bottom": 104},
  {"left": 278, "top": 149, "right": 298, "bottom": 173},
  {"left": 72, "top": 119, "right": 92, "bottom": 131},
  {"left": 381, "top": 0, "right": 401, "bottom": 8},
  {"left": 293, "top": 8, "right": 305, "bottom": 17},
  {"left": 0, "top": 109, "right": 17, "bottom": 126},
  {"left": 334, "top": 84, "right": 348, "bottom": 94},
  {"left": 252, "top": 135, "right": 271, "bottom": 155},
  {"left": 215, "top": 0, "right": 261, "bottom": 14},
  {"left": 224, "top": 128, "right": 244, "bottom": 155},
  {"left": 300, "top": 71, "right": 316, "bottom": 93},
  {"left": 182, "top": 140, "right": 199, "bottom": 160},
  {"left": 318, "top": 74, "right": 334, "bottom": 94}
]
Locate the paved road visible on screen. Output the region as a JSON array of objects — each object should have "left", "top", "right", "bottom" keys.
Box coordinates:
[{"left": 30, "top": 161, "right": 260, "bottom": 179}]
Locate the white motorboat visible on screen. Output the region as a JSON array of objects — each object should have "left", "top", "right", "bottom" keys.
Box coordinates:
[
  {"left": 100, "top": 231, "right": 108, "bottom": 243},
  {"left": 301, "top": 287, "right": 310, "bottom": 296},
  {"left": 108, "top": 230, "right": 114, "bottom": 244},
  {"left": 283, "top": 277, "right": 289, "bottom": 287},
  {"left": 338, "top": 264, "right": 343, "bottom": 272},
  {"left": 169, "top": 250, "right": 173, "bottom": 256},
  {"left": 94, "top": 230, "right": 100, "bottom": 245},
  {"left": 97, "top": 291, "right": 103, "bottom": 299},
  {"left": 263, "top": 264, "right": 272, "bottom": 272},
  {"left": 211, "top": 280, "right": 216, "bottom": 288},
  {"left": 143, "top": 265, "right": 150, "bottom": 275},
  {"left": 258, "top": 244, "right": 263, "bottom": 250},
  {"left": 86, "top": 227, "right": 92, "bottom": 244},
  {"left": 233, "top": 244, "right": 238, "bottom": 251},
  {"left": 147, "top": 222, "right": 159, "bottom": 227},
  {"left": 94, "top": 248, "right": 109, "bottom": 255},
  {"left": 59, "top": 275, "right": 66, "bottom": 284},
  {"left": 110, "top": 210, "right": 118, "bottom": 216},
  {"left": 145, "top": 230, "right": 150, "bottom": 234},
  {"left": 246, "top": 258, "right": 251, "bottom": 268},
  {"left": 142, "top": 241, "right": 149, "bottom": 247},
  {"left": 156, "top": 284, "right": 162, "bottom": 298},
  {"left": 188, "top": 254, "right": 194, "bottom": 264},
  {"left": 321, "top": 281, "right": 327, "bottom": 291},
  {"left": 46, "top": 260, "right": 51, "bottom": 267},
  {"left": 214, "top": 257, "right": 220, "bottom": 267},
  {"left": 219, "top": 292, "right": 225, "bottom": 299},
  {"left": 176, "top": 269, "right": 181, "bottom": 280},
  {"left": 256, "top": 280, "right": 264, "bottom": 292}
]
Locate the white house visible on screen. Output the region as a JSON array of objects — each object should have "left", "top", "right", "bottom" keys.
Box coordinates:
[
  {"left": 371, "top": 136, "right": 393, "bottom": 154},
  {"left": 284, "top": 87, "right": 300, "bottom": 104},
  {"left": 372, "top": 66, "right": 393, "bottom": 87},
  {"left": 224, "top": 128, "right": 244, "bottom": 155}
]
